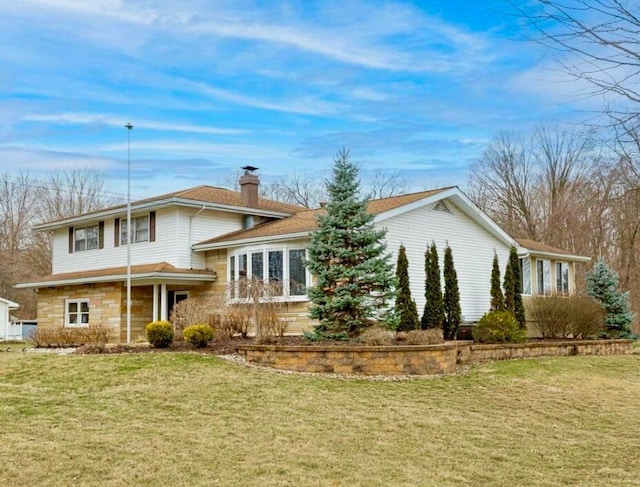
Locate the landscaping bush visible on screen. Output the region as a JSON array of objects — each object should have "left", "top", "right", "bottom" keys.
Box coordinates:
[
  {"left": 145, "top": 320, "right": 174, "bottom": 348},
  {"left": 360, "top": 326, "right": 394, "bottom": 345},
  {"left": 183, "top": 324, "right": 214, "bottom": 348},
  {"left": 528, "top": 294, "right": 605, "bottom": 339},
  {"left": 473, "top": 311, "right": 526, "bottom": 343},
  {"left": 30, "top": 324, "right": 111, "bottom": 348},
  {"left": 397, "top": 328, "right": 444, "bottom": 345},
  {"left": 208, "top": 312, "right": 234, "bottom": 340},
  {"left": 223, "top": 307, "right": 253, "bottom": 338}
]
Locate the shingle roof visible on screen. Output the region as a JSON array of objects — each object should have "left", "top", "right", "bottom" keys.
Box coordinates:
[
  {"left": 19, "top": 262, "right": 216, "bottom": 286},
  {"left": 515, "top": 238, "right": 580, "bottom": 257},
  {"left": 196, "top": 187, "right": 452, "bottom": 246},
  {"left": 41, "top": 185, "right": 306, "bottom": 226}
]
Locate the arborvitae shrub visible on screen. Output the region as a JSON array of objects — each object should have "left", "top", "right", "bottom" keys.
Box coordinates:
[
  {"left": 490, "top": 253, "right": 504, "bottom": 311},
  {"left": 504, "top": 246, "right": 525, "bottom": 327},
  {"left": 395, "top": 244, "right": 420, "bottom": 331},
  {"left": 183, "top": 324, "right": 214, "bottom": 348},
  {"left": 473, "top": 310, "right": 526, "bottom": 343},
  {"left": 422, "top": 242, "right": 444, "bottom": 329},
  {"left": 145, "top": 320, "right": 174, "bottom": 348},
  {"left": 442, "top": 245, "right": 461, "bottom": 340}
]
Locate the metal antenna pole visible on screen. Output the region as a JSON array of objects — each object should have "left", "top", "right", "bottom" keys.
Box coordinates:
[{"left": 125, "top": 122, "right": 134, "bottom": 344}]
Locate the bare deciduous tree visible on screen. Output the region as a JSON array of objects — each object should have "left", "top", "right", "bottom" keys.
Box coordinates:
[
  {"left": 520, "top": 0, "right": 640, "bottom": 128},
  {"left": 0, "top": 168, "right": 116, "bottom": 318}
]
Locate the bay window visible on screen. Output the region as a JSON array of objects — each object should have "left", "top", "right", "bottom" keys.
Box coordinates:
[{"left": 228, "top": 247, "right": 308, "bottom": 300}]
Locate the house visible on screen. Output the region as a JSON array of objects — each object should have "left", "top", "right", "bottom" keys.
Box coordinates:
[
  {"left": 0, "top": 297, "right": 21, "bottom": 341},
  {"left": 16, "top": 170, "right": 590, "bottom": 342}
]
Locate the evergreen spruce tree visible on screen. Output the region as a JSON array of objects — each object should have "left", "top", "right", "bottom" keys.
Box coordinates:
[
  {"left": 504, "top": 246, "right": 525, "bottom": 328},
  {"left": 421, "top": 241, "right": 444, "bottom": 329},
  {"left": 490, "top": 252, "right": 505, "bottom": 311},
  {"left": 442, "top": 244, "right": 462, "bottom": 340},
  {"left": 306, "top": 149, "right": 395, "bottom": 338},
  {"left": 395, "top": 244, "right": 420, "bottom": 331},
  {"left": 586, "top": 259, "right": 634, "bottom": 337}
]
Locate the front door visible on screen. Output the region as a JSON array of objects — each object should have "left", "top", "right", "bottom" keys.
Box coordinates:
[{"left": 167, "top": 290, "right": 189, "bottom": 321}]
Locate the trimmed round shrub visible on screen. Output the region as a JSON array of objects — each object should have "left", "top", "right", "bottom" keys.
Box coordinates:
[
  {"left": 145, "top": 320, "right": 174, "bottom": 348},
  {"left": 183, "top": 323, "right": 214, "bottom": 348},
  {"left": 473, "top": 311, "right": 526, "bottom": 344}
]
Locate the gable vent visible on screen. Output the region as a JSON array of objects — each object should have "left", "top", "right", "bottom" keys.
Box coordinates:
[{"left": 432, "top": 201, "right": 452, "bottom": 214}]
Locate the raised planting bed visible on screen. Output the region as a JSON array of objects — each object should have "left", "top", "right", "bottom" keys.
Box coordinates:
[{"left": 237, "top": 339, "right": 634, "bottom": 376}]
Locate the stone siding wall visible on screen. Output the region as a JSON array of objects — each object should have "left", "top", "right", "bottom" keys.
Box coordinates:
[
  {"left": 239, "top": 339, "right": 633, "bottom": 376},
  {"left": 37, "top": 283, "right": 124, "bottom": 343}
]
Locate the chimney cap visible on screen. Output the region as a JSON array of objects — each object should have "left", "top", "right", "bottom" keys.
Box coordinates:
[{"left": 241, "top": 165, "right": 259, "bottom": 174}]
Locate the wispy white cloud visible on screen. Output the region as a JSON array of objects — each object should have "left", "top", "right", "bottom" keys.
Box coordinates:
[
  {"left": 188, "top": 81, "right": 344, "bottom": 116},
  {"left": 23, "top": 113, "right": 248, "bottom": 135}
]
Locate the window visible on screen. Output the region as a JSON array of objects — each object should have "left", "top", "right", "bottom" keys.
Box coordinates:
[
  {"left": 556, "top": 262, "right": 569, "bottom": 293},
  {"left": 74, "top": 225, "right": 99, "bottom": 252},
  {"left": 537, "top": 259, "right": 552, "bottom": 295},
  {"left": 121, "top": 215, "right": 149, "bottom": 244},
  {"left": 66, "top": 299, "right": 89, "bottom": 327},
  {"left": 520, "top": 257, "right": 531, "bottom": 295},
  {"left": 229, "top": 255, "right": 236, "bottom": 299},
  {"left": 268, "top": 250, "right": 284, "bottom": 295},
  {"left": 251, "top": 252, "right": 264, "bottom": 280},
  {"left": 289, "top": 249, "right": 307, "bottom": 296},
  {"left": 228, "top": 247, "right": 308, "bottom": 300}
]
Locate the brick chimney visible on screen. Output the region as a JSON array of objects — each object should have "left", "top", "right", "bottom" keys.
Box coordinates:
[{"left": 239, "top": 165, "right": 259, "bottom": 208}]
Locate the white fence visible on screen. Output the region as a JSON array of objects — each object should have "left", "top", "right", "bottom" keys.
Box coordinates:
[{"left": 1, "top": 323, "right": 23, "bottom": 341}]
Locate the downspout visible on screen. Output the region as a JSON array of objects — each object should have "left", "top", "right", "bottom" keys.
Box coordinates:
[{"left": 189, "top": 205, "right": 206, "bottom": 269}]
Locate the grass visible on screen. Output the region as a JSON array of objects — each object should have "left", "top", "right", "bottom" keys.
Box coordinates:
[{"left": 1, "top": 352, "right": 640, "bottom": 486}]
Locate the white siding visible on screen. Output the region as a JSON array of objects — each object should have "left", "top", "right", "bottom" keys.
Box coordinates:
[
  {"left": 383, "top": 200, "right": 511, "bottom": 322},
  {"left": 52, "top": 208, "right": 245, "bottom": 274},
  {"left": 176, "top": 209, "right": 244, "bottom": 269}
]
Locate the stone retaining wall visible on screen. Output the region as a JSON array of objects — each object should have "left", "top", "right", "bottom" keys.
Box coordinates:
[
  {"left": 237, "top": 339, "right": 633, "bottom": 376},
  {"left": 458, "top": 339, "right": 632, "bottom": 364},
  {"left": 237, "top": 343, "right": 458, "bottom": 375}
]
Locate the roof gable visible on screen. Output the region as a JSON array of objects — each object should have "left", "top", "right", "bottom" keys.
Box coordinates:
[{"left": 193, "top": 186, "right": 504, "bottom": 249}]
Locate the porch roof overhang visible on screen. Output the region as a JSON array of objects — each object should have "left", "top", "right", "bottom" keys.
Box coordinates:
[
  {"left": 14, "top": 262, "right": 217, "bottom": 289},
  {"left": 515, "top": 238, "right": 591, "bottom": 263}
]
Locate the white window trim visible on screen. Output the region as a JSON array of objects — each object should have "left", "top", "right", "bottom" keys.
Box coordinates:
[
  {"left": 65, "top": 299, "right": 90, "bottom": 328},
  {"left": 121, "top": 214, "right": 150, "bottom": 245},
  {"left": 74, "top": 224, "right": 99, "bottom": 252},
  {"left": 227, "top": 245, "right": 311, "bottom": 303}
]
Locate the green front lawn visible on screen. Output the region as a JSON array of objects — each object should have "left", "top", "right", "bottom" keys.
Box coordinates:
[{"left": 0, "top": 352, "right": 639, "bottom": 486}]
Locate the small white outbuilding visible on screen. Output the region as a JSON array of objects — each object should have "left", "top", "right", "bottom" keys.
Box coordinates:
[{"left": 0, "top": 297, "right": 20, "bottom": 341}]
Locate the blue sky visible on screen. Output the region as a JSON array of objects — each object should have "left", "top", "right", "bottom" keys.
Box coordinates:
[{"left": 0, "top": 0, "right": 594, "bottom": 200}]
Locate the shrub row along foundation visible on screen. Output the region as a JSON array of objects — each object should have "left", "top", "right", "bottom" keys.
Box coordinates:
[{"left": 237, "top": 339, "right": 633, "bottom": 376}]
